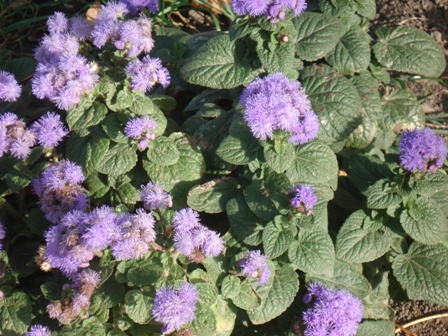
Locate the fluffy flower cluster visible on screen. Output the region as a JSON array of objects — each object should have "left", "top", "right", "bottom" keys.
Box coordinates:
[
  {"left": 0, "top": 71, "right": 22, "bottom": 102},
  {"left": 30, "top": 112, "right": 69, "bottom": 149},
  {"left": 289, "top": 184, "right": 318, "bottom": 216},
  {"left": 32, "top": 160, "right": 89, "bottom": 224},
  {"left": 24, "top": 325, "right": 51, "bottom": 336},
  {"left": 47, "top": 269, "right": 100, "bottom": 324},
  {"left": 152, "top": 282, "right": 199, "bottom": 334},
  {"left": 0, "top": 221, "right": 5, "bottom": 252},
  {"left": 399, "top": 128, "right": 447, "bottom": 173},
  {"left": 303, "top": 283, "right": 363, "bottom": 336},
  {"left": 120, "top": 0, "right": 160, "bottom": 14},
  {"left": 125, "top": 56, "right": 170, "bottom": 92},
  {"left": 241, "top": 73, "right": 319, "bottom": 145},
  {"left": 124, "top": 115, "right": 158, "bottom": 149},
  {"left": 232, "top": 0, "right": 307, "bottom": 23},
  {"left": 0, "top": 112, "right": 36, "bottom": 159},
  {"left": 173, "top": 208, "right": 224, "bottom": 263},
  {"left": 239, "top": 250, "right": 271, "bottom": 286},
  {"left": 32, "top": 13, "right": 98, "bottom": 110},
  {"left": 141, "top": 181, "right": 173, "bottom": 209}
]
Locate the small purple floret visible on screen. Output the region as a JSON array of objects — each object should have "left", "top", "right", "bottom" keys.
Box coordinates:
[
  {"left": 290, "top": 184, "right": 318, "bottom": 216},
  {"left": 399, "top": 127, "right": 447, "bottom": 173},
  {"left": 0, "top": 71, "right": 22, "bottom": 102},
  {"left": 24, "top": 324, "right": 52, "bottom": 336},
  {"left": 120, "top": 0, "right": 160, "bottom": 14},
  {"left": 152, "top": 282, "right": 199, "bottom": 334},
  {"left": 0, "top": 112, "right": 36, "bottom": 159},
  {"left": 232, "top": 0, "right": 307, "bottom": 23},
  {"left": 302, "top": 283, "right": 363, "bottom": 336},
  {"left": 141, "top": 181, "right": 173, "bottom": 209},
  {"left": 125, "top": 56, "right": 170, "bottom": 92},
  {"left": 240, "top": 250, "right": 271, "bottom": 286},
  {"left": 30, "top": 112, "right": 68, "bottom": 149},
  {"left": 0, "top": 222, "right": 5, "bottom": 252},
  {"left": 124, "top": 116, "right": 158, "bottom": 148}
]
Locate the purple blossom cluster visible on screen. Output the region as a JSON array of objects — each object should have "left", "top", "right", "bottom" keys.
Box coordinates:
[
  {"left": 0, "top": 71, "right": 22, "bottom": 102},
  {"left": 91, "top": 1, "right": 155, "bottom": 57},
  {"left": 173, "top": 208, "right": 224, "bottom": 263},
  {"left": 125, "top": 56, "right": 170, "bottom": 92},
  {"left": 24, "top": 325, "right": 51, "bottom": 336},
  {"left": 0, "top": 221, "right": 5, "bottom": 252},
  {"left": 239, "top": 250, "right": 271, "bottom": 286},
  {"left": 47, "top": 269, "right": 100, "bottom": 324},
  {"left": 30, "top": 112, "right": 69, "bottom": 149},
  {"left": 124, "top": 115, "right": 158, "bottom": 148},
  {"left": 33, "top": 160, "right": 89, "bottom": 224},
  {"left": 232, "top": 0, "right": 307, "bottom": 23},
  {"left": 152, "top": 282, "right": 199, "bottom": 334},
  {"left": 141, "top": 181, "right": 173, "bottom": 209},
  {"left": 32, "top": 13, "right": 97, "bottom": 110},
  {"left": 241, "top": 73, "right": 319, "bottom": 145},
  {"left": 289, "top": 184, "right": 318, "bottom": 216},
  {"left": 302, "top": 283, "right": 363, "bottom": 336},
  {"left": 399, "top": 128, "right": 447, "bottom": 173},
  {"left": 120, "top": 0, "right": 160, "bottom": 14}
]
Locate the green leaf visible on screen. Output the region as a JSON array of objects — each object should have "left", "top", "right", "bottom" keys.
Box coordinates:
[
  {"left": 263, "top": 216, "right": 294, "bottom": 259},
  {"left": 365, "top": 179, "right": 402, "bottom": 209},
  {"left": 226, "top": 195, "right": 265, "bottom": 246},
  {"left": 232, "top": 280, "right": 262, "bottom": 310},
  {"left": 352, "top": 0, "right": 376, "bottom": 19},
  {"left": 67, "top": 101, "right": 108, "bottom": 131},
  {"left": 181, "top": 34, "right": 259, "bottom": 89},
  {"left": 373, "top": 26, "right": 446, "bottom": 77},
  {"left": 101, "top": 113, "right": 128, "bottom": 144},
  {"left": 92, "top": 280, "right": 125, "bottom": 309},
  {"left": 348, "top": 154, "right": 392, "bottom": 193},
  {"left": 301, "top": 66, "right": 363, "bottom": 144},
  {"left": 285, "top": 141, "right": 338, "bottom": 190},
  {"left": 263, "top": 138, "right": 295, "bottom": 174},
  {"left": 310, "top": 258, "right": 371, "bottom": 299},
  {"left": 355, "top": 320, "right": 395, "bottom": 336},
  {"left": 255, "top": 36, "right": 298, "bottom": 75},
  {"left": 146, "top": 136, "right": 180, "bottom": 166},
  {"left": 400, "top": 196, "right": 448, "bottom": 245},
  {"left": 288, "top": 227, "right": 335, "bottom": 275},
  {"left": 221, "top": 275, "right": 241, "bottom": 300},
  {"left": 67, "top": 129, "right": 110, "bottom": 177},
  {"left": 247, "top": 265, "right": 299, "bottom": 325},
  {"left": 0, "top": 291, "right": 32, "bottom": 335},
  {"left": 293, "top": 12, "right": 346, "bottom": 61},
  {"left": 187, "top": 177, "right": 240, "bottom": 213},
  {"left": 108, "top": 183, "right": 140, "bottom": 205},
  {"left": 124, "top": 290, "right": 152, "bottom": 325},
  {"left": 362, "top": 271, "right": 393, "bottom": 320},
  {"left": 244, "top": 180, "right": 278, "bottom": 222},
  {"left": 392, "top": 242, "right": 448, "bottom": 306},
  {"left": 5, "top": 164, "right": 33, "bottom": 192},
  {"left": 326, "top": 25, "right": 370, "bottom": 74},
  {"left": 336, "top": 210, "right": 392, "bottom": 263},
  {"left": 97, "top": 143, "right": 138, "bottom": 177},
  {"left": 40, "top": 282, "right": 61, "bottom": 301},
  {"left": 1, "top": 57, "right": 36, "bottom": 82}
]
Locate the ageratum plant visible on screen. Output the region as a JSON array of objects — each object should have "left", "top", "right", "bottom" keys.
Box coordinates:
[{"left": 0, "top": 0, "right": 447, "bottom": 335}]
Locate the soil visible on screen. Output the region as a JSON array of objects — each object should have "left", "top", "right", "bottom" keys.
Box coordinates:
[{"left": 375, "top": 2, "right": 448, "bottom": 335}]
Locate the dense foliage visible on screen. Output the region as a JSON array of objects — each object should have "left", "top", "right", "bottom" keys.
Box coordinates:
[{"left": 0, "top": 0, "right": 447, "bottom": 335}]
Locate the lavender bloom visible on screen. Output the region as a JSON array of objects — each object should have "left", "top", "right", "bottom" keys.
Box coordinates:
[
  {"left": 399, "top": 128, "right": 447, "bottom": 173},
  {"left": 115, "top": 15, "right": 154, "bottom": 57},
  {"left": 303, "top": 283, "right": 363, "bottom": 336},
  {"left": 241, "top": 73, "right": 319, "bottom": 145},
  {"left": 30, "top": 112, "right": 68, "bottom": 149},
  {"left": 91, "top": 1, "right": 129, "bottom": 48},
  {"left": 0, "top": 112, "right": 36, "bottom": 159},
  {"left": 24, "top": 324, "right": 52, "bottom": 336},
  {"left": 83, "top": 205, "right": 119, "bottom": 252},
  {"left": 173, "top": 208, "right": 224, "bottom": 262},
  {"left": 232, "top": 0, "right": 307, "bottom": 23},
  {"left": 76, "top": 268, "right": 101, "bottom": 297},
  {"left": 34, "top": 33, "right": 80, "bottom": 65},
  {"left": 0, "top": 222, "right": 5, "bottom": 252},
  {"left": 152, "top": 282, "right": 199, "bottom": 334},
  {"left": 125, "top": 56, "right": 170, "bottom": 92},
  {"left": 47, "top": 12, "right": 69, "bottom": 34},
  {"left": 124, "top": 116, "right": 158, "bottom": 149},
  {"left": 0, "top": 71, "right": 22, "bottom": 102},
  {"left": 289, "top": 184, "right": 318, "bottom": 216},
  {"left": 69, "top": 16, "right": 92, "bottom": 40},
  {"left": 111, "top": 208, "right": 156, "bottom": 260},
  {"left": 141, "top": 181, "right": 173, "bottom": 209},
  {"left": 121, "top": 0, "right": 160, "bottom": 14},
  {"left": 240, "top": 250, "right": 271, "bottom": 286}
]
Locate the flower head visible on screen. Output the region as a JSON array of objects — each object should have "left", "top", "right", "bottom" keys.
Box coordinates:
[
  {"left": 125, "top": 56, "right": 170, "bottom": 92},
  {"left": 232, "top": 0, "right": 307, "bottom": 23},
  {"left": 152, "top": 282, "right": 199, "bottom": 334},
  {"left": 399, "top": 128, "right": 447, "bottom": 173},
  {"left": 30, "top": 112, "right": 68, "bottom": 149},
  {"left": 47, "top": 12, "right": 69, "bottom": 34},
  {"left": 241, "top": 73, "right": 319, "bottom": 145},
  {"left": 141, "top": 181, "right": 173, "bottom": 209},
  {"left": 0, "top": 112, "right": 36, "bottom": 159},
  {"left": 0, "top": 221, "right": 5, "bottom": 252},
  {"left": 0, "top": 71, "right": 22, "bottom": 102},
  {"left": 120, "top": 0, "right": 160, "bottom": 14},
  {"left": 302, "top": 283, "right": 363, "bottom": 336},
  {"left": 124, "top": 116, "right": 158, "bottom": 149},
  {"left": 25, "top": 324, "right": 52, "bottom": 336},
  {"left": 239, "top": 250, "right": 271, "bottom": 286},
  {"left": 290, "top": 184, "right": 318, "bottom": 216}
]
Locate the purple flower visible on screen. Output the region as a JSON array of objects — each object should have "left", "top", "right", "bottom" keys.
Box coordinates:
[
  {"left": 141, "top": 181, "right": 173, "bottom": 209},
  {"left": 239, "top": 250, "right": 271, "bottom": 286},
  {"left": 289, "top": 184, "right": 318, "bottom": 216},
  {"left": 303, "top": 283, "right": 363, "bottom": 336},
  {"left": 399, "top": 128, "right": 447, "bottom": 173},
  {"left": 111, "top": 208, "right": 156, "bottom": 260},
  {"left": 47, "top": 12, "right": 69, "bottom": 34},
  {"left": 24, "top": 324, "right": 51, "bottom": 336},
  {"left": 34, "top": 33, "right": 80, "bottom": 65},
  {"left": 152, "top": 282, "right": 199, "bottom": 334},
  {"left": 0, "top": 112, "right": 36, "bottom": 159},
  {"left": 232, "top": 0, "right": 307, "bottom": 22},
  {"left": 76, "top": 268, "right": 101, "bottom": 297},
  {"left": 30, "top": 112, "right": 68, "bottom": 149},
  {"left": 125, "top": 56, "right": 170, "bottom": 92},
  {"left": 173, "top": 208, "right": 201, "bottom": 232},
  {"left": 241, "top": 73, "right": 319, "bottom": 145},
  {"left": 83, "top": 205, "right": 119, "bottom": 252},
  {"left": 121, "top": 0, "right": 160, "bottom": 14},
  {"left": 69, "top": 16, "right": 92, "bottom": 40},
  {"left": 115, "top": 15, "right": 154, "bottom": 57},
  {"left": 0, "top": 71, "right": 22, "bottom": 102},
  {"left": 0, "top": 221, "right": 5, "bottom": 252},
  {"left": 124, "top": 116, "right": 158, "bottom": 148}
]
